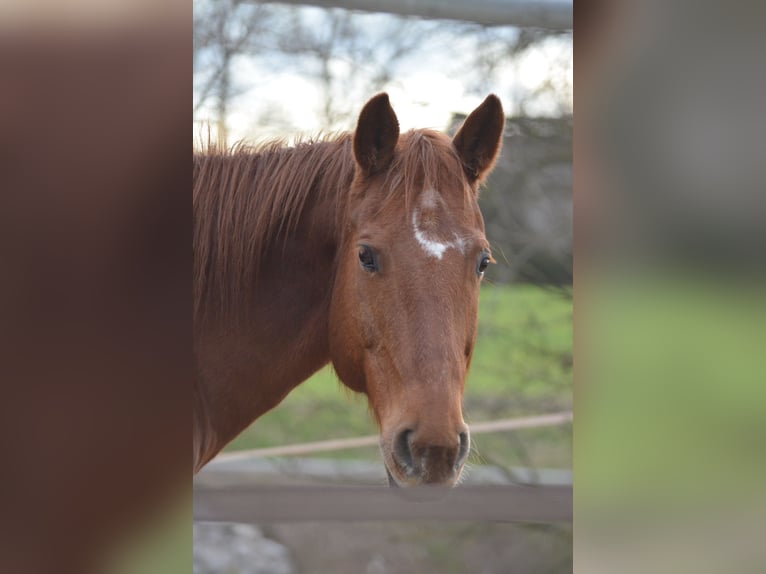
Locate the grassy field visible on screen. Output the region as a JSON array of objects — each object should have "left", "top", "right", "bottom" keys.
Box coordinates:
[{"left": 225, "top": 283, "right": 573, "bottom": 469}]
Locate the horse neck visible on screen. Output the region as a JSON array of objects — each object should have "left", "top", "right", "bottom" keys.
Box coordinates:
[{"left": 194, "top": 140, "right": 354, "bottom": 470}]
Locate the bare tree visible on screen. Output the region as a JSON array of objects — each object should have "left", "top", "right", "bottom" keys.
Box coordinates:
[
  {"left": 271, "top": 8, "right": 432, "bottom": 128},
  {"left": 456, "top": 25, "right": 572, "bottom": 116},
  {"left": 194, "top": 2, "right": 432, "bottom": 139},
  {"left": 194, "top": 0, "right": 275, "bottom": 145}
]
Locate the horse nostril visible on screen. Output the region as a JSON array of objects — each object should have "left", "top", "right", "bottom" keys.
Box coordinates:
[
  {"left": 456, "top": 431, "right": 470, "bottom": 468},
  {"left": 393, "top": 429, "right": 414, "bottom": 472}
]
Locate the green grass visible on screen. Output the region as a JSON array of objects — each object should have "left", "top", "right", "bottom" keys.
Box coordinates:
[
  {"left": 578, "top": 274, "right": 766, "bottom": 506},
  {"left": 225, "top": 283, "right": 572, "bottom": 469}
]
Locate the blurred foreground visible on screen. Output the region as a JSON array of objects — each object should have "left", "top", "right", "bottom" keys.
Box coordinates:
[{"left": 577, "top": 1, "right": 766, "bottom": 572}]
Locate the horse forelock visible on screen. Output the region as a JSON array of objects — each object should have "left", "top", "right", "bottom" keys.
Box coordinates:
[{"left": 378, "top": 129, "right": 470, "bottom": 217}]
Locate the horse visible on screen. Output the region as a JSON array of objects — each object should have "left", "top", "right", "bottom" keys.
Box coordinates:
[{"left": 193, "top": 93, "right": 504, "bottom": 487}]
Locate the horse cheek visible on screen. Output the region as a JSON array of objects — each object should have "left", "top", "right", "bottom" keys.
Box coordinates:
[{"left": 329, "top": 289, "right": 367, "bottom": 394}]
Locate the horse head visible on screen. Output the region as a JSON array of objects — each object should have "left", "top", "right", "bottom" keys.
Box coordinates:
[{"left": 329, "top": 93, "right": 504, "bottom": 487}]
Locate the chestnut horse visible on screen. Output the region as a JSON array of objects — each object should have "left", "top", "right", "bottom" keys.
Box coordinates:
[{"left": 193, "top": 93, "right": 504, "bottom": 487}]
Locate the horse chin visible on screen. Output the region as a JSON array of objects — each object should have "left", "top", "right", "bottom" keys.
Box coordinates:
[{"left": 384, "top": 466, "right": 458, "bottom": 501}]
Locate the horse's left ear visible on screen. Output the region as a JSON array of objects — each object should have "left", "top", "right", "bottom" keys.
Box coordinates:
[
  {"left": 353, "top": 93, "right": 400, "bottom": 177},
  {"left": 452, "top": 94, "right": 505, "bottom": 186}
]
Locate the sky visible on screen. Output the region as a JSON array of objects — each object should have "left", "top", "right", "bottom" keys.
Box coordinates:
[{"left": 193, "top": 8, "right": 572, "bottom": 145}]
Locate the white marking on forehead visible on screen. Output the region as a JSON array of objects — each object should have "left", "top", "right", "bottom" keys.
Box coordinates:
[
  {"left": 413, "top": 212, "right": 449, "bottom": 259},
  {"left": 412, "top": 189, "right": 467, "bottom": 260}
]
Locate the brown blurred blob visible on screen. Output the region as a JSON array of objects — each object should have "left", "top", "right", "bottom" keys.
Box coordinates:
[{"left": 0, "top": 19, "right": 190, "bottom": 574}]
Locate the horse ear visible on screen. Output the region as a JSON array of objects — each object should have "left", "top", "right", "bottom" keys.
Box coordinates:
[
  {"left": 452, "top": 94, "right": 505, "bottom": 185},
  {"left": 353, "top": 93, "right": 400, "bottom": 176}
]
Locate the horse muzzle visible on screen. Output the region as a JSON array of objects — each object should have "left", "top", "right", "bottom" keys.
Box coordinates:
[{"left": 382, "top": 425, "right": 470, "bottom": 489}]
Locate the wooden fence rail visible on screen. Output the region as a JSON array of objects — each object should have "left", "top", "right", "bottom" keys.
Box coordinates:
[
  {"left": 254, "top": 0, "right": 573, "bottom": 30},
  {"left": 195, "top": 484, "right": 572, "bottom": 523},
  {"left": 212, "top": 411, "right": 573, "bottom": 462},
  {"left": 195, "top": 412, "right": 573, "bottom": 524}
]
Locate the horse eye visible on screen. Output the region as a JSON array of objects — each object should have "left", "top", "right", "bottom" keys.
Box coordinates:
[
  {"left": 358, "top": 245, "right": 377, "bottom": 272},
  {"left": 477, "top": 254, "right": 491, "bottom": 276}
]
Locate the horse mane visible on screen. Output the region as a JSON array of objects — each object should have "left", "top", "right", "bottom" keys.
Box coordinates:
[{"left": 193, "top": 129, "right": 467, "bottom": 327}]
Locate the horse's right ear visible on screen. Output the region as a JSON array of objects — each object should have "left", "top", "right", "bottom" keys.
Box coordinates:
[{"left": 353, "top": 93, "right": 400, "bottom": 176}]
